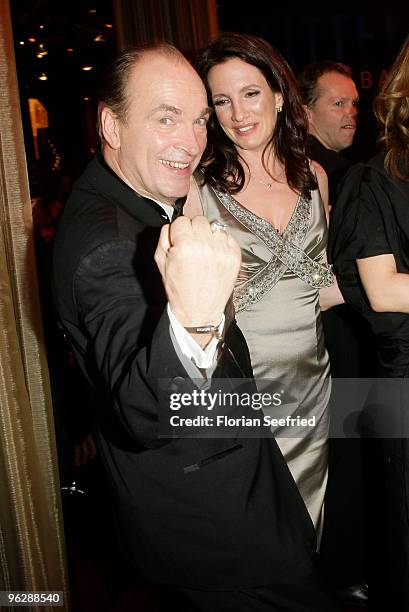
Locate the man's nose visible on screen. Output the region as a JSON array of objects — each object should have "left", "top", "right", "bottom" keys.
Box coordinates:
[{"left": 179, "top": 124, "right": 202, "bottom": 156}]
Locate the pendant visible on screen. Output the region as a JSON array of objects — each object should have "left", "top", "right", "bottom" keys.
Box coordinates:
[
  {"left": 254, "top": 175, "right": 273, "bottom": 189},
  {"left": 258, "top": 178, "right": 272, "bottom": 188}
]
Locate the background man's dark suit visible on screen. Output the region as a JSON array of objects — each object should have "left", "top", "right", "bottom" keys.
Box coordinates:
[{"left": 52, "top": 155, "right": 332, "bottom": 603}]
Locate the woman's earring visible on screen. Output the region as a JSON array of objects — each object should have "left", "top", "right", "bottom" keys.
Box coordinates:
[{"left": 277, "top": 106, "right": 282, "bottom": 113}]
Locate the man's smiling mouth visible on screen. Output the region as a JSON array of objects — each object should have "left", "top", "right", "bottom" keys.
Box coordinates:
[{"left": 159, "top": 160, "right": 190, "bottom": 169}]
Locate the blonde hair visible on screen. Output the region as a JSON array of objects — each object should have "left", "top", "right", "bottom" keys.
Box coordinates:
[{"left": 374, "top": 34, "right": 409, "bottom": 181}]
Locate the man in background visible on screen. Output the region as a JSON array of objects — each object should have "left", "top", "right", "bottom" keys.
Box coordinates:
[{"left": 299, "top": 61, "right": 359, "bottom": 205}]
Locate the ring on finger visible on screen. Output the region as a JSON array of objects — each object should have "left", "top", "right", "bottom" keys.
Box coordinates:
[{"left": 210, "top": 221, "right": 227, "bottom": 233}]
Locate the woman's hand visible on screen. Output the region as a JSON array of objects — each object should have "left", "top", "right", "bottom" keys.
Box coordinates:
[{"left": 319, "top": 276, "right": 344, "bottom": 311}]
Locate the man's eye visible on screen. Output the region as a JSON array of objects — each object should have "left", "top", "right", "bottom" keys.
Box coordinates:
[
  {"left": 334, "top": 100, "right": 344, "bottom": 107},
  {"left": 159, "top": 117, "right": 173, "bottom": 125},
  {"left": 195, "top": 117, "right": 208, "bottom": 126}
]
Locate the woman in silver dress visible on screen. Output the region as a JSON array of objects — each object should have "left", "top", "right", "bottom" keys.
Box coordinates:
[{"left": 186, "top": 33, "right": 343, "bottom": 534}]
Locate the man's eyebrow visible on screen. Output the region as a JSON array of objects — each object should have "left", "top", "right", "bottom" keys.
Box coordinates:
[
  {"left": 150, "top": 104, "right": 182, "bottom": 116},
  {"left": 150, "top": 104, "right": 213, "bottom": 117},
  {"left": 338, "top": 96, "right": 360, "bottom": 102}
]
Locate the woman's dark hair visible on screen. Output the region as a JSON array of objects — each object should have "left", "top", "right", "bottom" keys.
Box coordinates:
[
  {"left": 374, "top": 34, "right": 409, "bottom": 181},
  {"left": 194, "top": 32, "right": 317, "bottom": 197}
]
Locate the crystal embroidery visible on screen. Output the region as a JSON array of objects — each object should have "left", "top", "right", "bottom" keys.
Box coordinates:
[{"left": 213, "top": 188, "right": 333, "bottom": 312}]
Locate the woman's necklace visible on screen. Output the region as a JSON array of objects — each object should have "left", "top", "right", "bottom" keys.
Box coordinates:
[
  {"left": 256, "top": 177, "right": 273, "bottom": 189},
  {"left": 251, "top": 171, "right": 282, "bottom": 189}
]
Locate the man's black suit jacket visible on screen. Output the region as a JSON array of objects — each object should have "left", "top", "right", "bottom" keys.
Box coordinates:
[
  {"left": 306, "top": 134, "right": 352, "bottom": 206},
  {"left": 52, "top": 154, "right": 317, "bottom": 589}
]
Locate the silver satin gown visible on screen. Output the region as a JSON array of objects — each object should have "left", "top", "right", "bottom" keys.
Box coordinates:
[{"left": 196, "top": 178, "right": 333, "bottom": 532}]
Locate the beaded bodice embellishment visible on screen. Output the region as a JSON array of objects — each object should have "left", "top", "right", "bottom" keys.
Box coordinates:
[{"left": 213, "top": 188, "right": 333, "bottom": 312}]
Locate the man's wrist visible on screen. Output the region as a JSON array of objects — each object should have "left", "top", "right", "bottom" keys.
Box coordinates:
[
  {"left": 183, "top": 324, "right": 223, "bottom": 340},
  {"left": 167, "top": 306, "right": 225, "bottom": 353}
]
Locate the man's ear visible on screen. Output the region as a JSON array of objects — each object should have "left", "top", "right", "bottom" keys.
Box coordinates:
[{"left": 100, "top": 105, "right": 121, "bottom": 149}]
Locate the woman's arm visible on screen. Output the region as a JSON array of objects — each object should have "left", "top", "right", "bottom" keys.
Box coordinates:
[
  {"left": 357, "top": 253, "right": 409, "bottom": 313},
  {"left": 313, "top": 160, "right": 342, "bottom": 309},
  {"left": 312, "top": 160, "right": 330, "bottom": 221}
]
